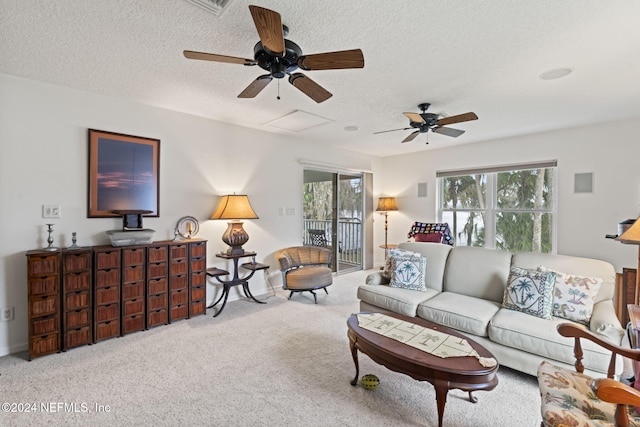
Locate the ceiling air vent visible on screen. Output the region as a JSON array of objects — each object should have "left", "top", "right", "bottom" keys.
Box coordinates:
[{"left": 186, "top": 0, "right": 234, "bottom": 17}]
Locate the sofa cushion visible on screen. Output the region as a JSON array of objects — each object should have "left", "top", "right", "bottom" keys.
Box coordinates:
[
  {"left": 416, "top": 292, "right": 501, "bottom": 337},
  {"left": 443, "top": 246, "right": 512, "bottom": 303},
  {"left": 502, "top": 266, "right": 556, "bottom": 320},
  {"left": 357, "top": 284, "right": 438, "bottom": 317},
  {"left": 389, "top": 254, "right": 427, "bottom": 291},
  {"left": 540, "top": 266, "right": 603, "bottom": 325},
  {"left": 397, "top": 242, "right": 453, "bottom": 292},
  {"left": 489, "top": 308, "right": 613, "bottom": 372}
]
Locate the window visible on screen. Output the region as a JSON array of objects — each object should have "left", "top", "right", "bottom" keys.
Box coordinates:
[{"left": 437, "top": 161, "right": 556, "bottom": 253}]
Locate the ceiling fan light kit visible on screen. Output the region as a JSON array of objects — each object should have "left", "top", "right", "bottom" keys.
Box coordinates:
[{"left": 183, "top": 5, "right": 364, "bottom": 103}]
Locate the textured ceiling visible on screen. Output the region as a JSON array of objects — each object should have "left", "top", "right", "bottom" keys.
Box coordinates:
[{"left": 2, "top": 0, "right": 640, "bottom": 157}]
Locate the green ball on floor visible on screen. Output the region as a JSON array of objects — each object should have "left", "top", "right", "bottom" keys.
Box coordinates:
[{"left": 361, "top": 374, "right": 380, "bottom": 390}]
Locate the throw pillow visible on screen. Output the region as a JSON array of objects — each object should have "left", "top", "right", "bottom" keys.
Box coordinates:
[
  {"left": 383, "top": 248, "right": 421, "bottom": 276},
  {"left": 538, "top": 266, "right": 603, "bottom": 325},
  {"left": 502, "top": 266, "right": 556, "bottom": 319},
  {"left": 389, "top": 254, "right": 427, "bottom": 292},
  {"left": 415, "top": 232, "right": 443, "bottom": 243}
]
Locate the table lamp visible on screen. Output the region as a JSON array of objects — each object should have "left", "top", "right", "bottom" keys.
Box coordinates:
[
  {"left": 210, "top": 194, "right": 259, "bottom": 255},
  {"left": 376, "top": 196, "right": 398, "bottom": 261}
]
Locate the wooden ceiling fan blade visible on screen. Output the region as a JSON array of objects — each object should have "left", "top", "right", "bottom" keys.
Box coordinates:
[
  {"left": 297, "top": 49, "right": 365, "bottom": 71},
  {"left": 183, "top": 50, "right": 257, "bottom": 65},
  {"left": 238, "top": 75, "right": 273, "bottom": 98},
  {"left": 403, "top": 112, "right": 425, "bottom": 124},
  {"left": 374, "top": 127, "right": 411, "bottom": 135},
  {"left": 288, "top": 73, "right": 332, "bottom": 103},
  {"left": 249, "top": 5, "right": 285, "bottom": 56},
  {"left": 437, "top": 112, "right": 478, "bottom": 126},
  {"left": 433, "top": 126, "right": 465, "bottom": 137},
  {"left": 402, "top": 131, "right": 420, "bottom": 143}
]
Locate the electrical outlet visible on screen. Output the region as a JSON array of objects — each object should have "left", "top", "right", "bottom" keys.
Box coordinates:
[
  {"left": 1, "top": 306, "right": 14, "bottom": 322},
  {"left": 43, "top": 204, "right": 62, "bottom": 218}
]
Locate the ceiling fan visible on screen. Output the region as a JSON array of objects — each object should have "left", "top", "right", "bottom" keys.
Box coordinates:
[
  {"left": 183, "top": 5, "right": 365, "bottom": 103},
  {"left": 375, "top": 103, "right": 478, "bottom": 143}
]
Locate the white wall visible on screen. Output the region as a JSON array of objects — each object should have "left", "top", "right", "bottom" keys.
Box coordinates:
[
  {"left": 0, "top": 73, "right": 381, "bottom": 356},
  {"left": 374, "top": 118, "right": 640, "bottom": 272}
]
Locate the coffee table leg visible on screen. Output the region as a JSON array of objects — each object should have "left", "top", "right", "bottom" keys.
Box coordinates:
[
  {"left": 349, "top": 339, "right": 360, "bottom": 386},
  {"left": 468, "top": 391, "right": 478, "bottom": 403},
  {"left": 434, "top": 380, "right": 449, "bottom": 427}
]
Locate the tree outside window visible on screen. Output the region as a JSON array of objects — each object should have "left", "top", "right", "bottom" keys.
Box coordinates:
[{"left": 438, "top": 163, "right": 556, "bottom": 253}]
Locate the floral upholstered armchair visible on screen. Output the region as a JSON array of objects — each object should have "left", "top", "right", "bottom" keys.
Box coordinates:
[{"left": 538, "top": 323, "right": 640, "bottom": 427}]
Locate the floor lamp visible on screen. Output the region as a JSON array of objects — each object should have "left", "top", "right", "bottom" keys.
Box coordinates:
[{"left": 376, "top": 197, "right": 398, "bottom": 262}]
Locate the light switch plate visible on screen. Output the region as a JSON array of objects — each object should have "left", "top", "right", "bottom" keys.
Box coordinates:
[{"left": 43, "top": 204, "right": 62, "bottom": 218}]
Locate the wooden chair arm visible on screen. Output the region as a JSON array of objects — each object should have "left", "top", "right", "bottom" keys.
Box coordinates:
[
  {"left": 592, "top": 378, "right": 640, "bottom": 407},
  {"left": 557, "top": 323, "right": 640, "bottom": 377}
]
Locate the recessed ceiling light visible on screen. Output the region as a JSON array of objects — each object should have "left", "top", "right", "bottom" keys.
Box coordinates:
[
  {"left": 344, "top": 125, "right": 358, "bottom": 132},
  {"left": 539, "top": 68, "right": 573, "bottom": 80}
]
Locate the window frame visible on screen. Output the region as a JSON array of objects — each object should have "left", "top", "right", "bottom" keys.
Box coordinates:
[{"left": 436, "top": 161, "right": 558, "bottom": 253}]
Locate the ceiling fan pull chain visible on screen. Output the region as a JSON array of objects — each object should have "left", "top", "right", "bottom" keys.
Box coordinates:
[{"left": 277, "top": 80, "right": 280, "bottom": 100}]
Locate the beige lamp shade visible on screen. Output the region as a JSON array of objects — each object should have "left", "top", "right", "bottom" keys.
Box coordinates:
[
  {"left": 210, "top": 194, "right": 259, "bottom": 220},
  {"left": 211, "top": 195, "right": 259, "bottom": 255},
  {"left": 618, "top": 217, "right": 640, "bottom": 244},
  {"left": 376, "top": 197, "right": 398, "bottom": 212}
]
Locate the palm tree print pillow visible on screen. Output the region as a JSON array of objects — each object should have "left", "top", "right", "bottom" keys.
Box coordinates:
[
  {"left": 502, "top": 266, "right": 556, "bottom": 319},
  {"left": 389, "top": 255, "right": 427, "bottom": 292},
  {"left": 538, "top": 266, "right": 603, "bottom": 325}
]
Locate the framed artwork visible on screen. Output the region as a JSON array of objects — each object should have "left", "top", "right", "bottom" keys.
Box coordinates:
[{"left": 88, "top": 129, "right": 160, "bottom": 218}]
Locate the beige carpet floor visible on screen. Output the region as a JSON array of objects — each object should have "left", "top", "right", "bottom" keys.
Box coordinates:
[{"left": 0, "top": 269, "right": 542, "bottom": 426}]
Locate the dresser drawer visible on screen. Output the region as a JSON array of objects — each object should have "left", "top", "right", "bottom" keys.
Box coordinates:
[
  {"left": 147, "top": 309, "right": 167, "bottom": 327},
  {"left": 148, "top": 293, "right": 167, "bottom": 311},
  {"left": 95, "top": 269, "right": 120, "bottom": 287},
  {"left": 170, "top": 275, "right": 187, "bottom": 291},
  {"left": 95, "top": 250, "right": 120, "bottom": 269},
  {"left": 191, "top": 271, "right": 205, "bottom": 287},
  {"left": 65, "top": 326, "right": 91, "bottom": 349},
  {"left": 29, "top": 275, "right": 59, "bottom": 296},
  {"left": 122, "top": 281, "right": 144, "bottom": 300},
  {"left": 64, "top": 271, "right": 91, "bottom": 291},
  {"left": 95, "top": 320, "right": 119, "bottom": 341},
  {"left": 190, "top": 300, "right": 206, "bottom": 317},
  {"left": 123, "top": 298, "right": 144, "bottom": 316},
  {"left": 148, "top": 278, "right": 167, "bottom": 295},
  {"left": 191, "top": 287, "right": 206, "bottom": 301},
  {"left": 64, "top": 290, "right": 90, "bottom": 310},
  {"left": 122, "top": 314, "right": 145, "bottom": 334},
  {"left": 30, "top": 315, "right": 58, "bottom": 336},
  {"left": 170, "top": 259, "right": 188, "bottom": 276},
  {"left": 30, "top": 295, "right": 58, "bottom": 317},
  {"left": 28, "top": 255, "right": 59, "bottom": 276},
  {"left": 63, "top": 252, "right": 91, "bottom": 272},
  {"left": 171, "top": 289, "right": 188, "bottom": 306},
  {"left": 95, "top": 303, "right": 119, "bottom": 322},
  {"left": 191, "top": 258, "right": 206, "bottom": 272},
  {"left": 65, "top": 309, "right": 90, "bottom": 329},
  {"left": 95, "top": 286, "right": 119, "bottom": 305},
  {"left": 122, "top": 247, "right": 146, "bottom": 266},
  {"left": 191, "top": 242, "right": 206, "bottom": 258},
  {"left": 147, "top": 262, "right": 166, "bottom": 280},
  {"left": 148, "top": 246, "right": 167, "bottom": 263},
  {"left": 123, "top": 265, "right": 145, "bottom": 283},
  {"left": 170, "top": 244, "right": 188, "bottom": 259},
  {"left": 170, "top": 304, "right": 188, "bottom": 321},
  {"left": 29, "top": 333, "right": 59, "bottom": 358}
]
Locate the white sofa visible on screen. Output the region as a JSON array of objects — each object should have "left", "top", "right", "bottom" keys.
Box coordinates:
[{"left": 358, "top": 242, "right": 625, "bottom": 377}]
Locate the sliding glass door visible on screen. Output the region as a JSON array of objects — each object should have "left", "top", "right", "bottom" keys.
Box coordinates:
[{"left": 303, "top": 169, "right": 363, "bottom": 274}]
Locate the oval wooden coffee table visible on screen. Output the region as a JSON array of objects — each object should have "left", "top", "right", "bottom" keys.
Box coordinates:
[{"left": 347, "top": 312, "right": 499, "bottom": 427}]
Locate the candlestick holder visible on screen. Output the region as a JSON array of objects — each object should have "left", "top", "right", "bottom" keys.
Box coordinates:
[
  {"left": 68, "top": 232, "right": 80, "bottom": 249},
  {"left": 44, "top": 223, "right": 59, "bottom": 251}
]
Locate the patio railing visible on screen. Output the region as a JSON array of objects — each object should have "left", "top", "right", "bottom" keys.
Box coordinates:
[{"left": 303, "top": 219, "right": 362, "bottom": 266}]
